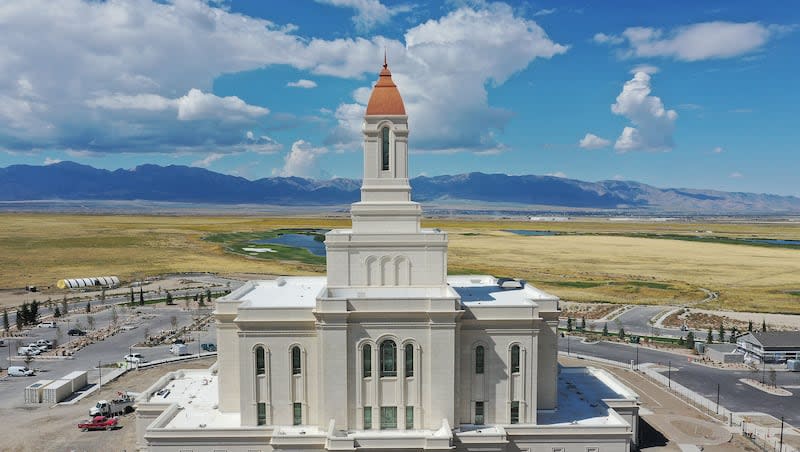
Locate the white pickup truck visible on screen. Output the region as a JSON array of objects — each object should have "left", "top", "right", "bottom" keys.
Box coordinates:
[{"left": 90, "top": 392, "right": 136, "bottom": 416}]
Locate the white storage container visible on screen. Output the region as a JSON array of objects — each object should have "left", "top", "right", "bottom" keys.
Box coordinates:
[
  {"left": 42, "top": 379, "right": 73, "bottom": 404},
  {"left": 60, "top": 370, "right": 89, "bottom": 392},
  {"left": 24, "top": 380, "right": 53, "bottom": 404}
]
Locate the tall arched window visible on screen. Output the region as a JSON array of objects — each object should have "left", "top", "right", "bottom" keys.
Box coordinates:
[
  {"left": 404, "top": 343, "right": 414, "bottom": 377},
  {"left": 381, "top": 127, "right": 390, "bottom": 171},
  {"left": 363, "top": 344, "right": 372, "bottom": 378},
  {"left": 255, "top": 346, "right": 265, "bottom": 375},
  {"left": 291, "top": 346, "right": 301, "bottom": 375},
  {"left": 475, "top": 346, "right": 485, "bottom": 374},
  {"left": 510, "top": 345, "right": 520, "bottom": 374},
  {"left": 380, "top": 340, "right": 396, "bottom": 377}
]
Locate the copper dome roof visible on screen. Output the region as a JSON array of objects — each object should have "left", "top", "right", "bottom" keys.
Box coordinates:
[{"left": 365, "top": 59, "right": 406, "bottom": 116}]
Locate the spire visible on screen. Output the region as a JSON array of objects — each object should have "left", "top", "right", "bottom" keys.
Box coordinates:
[
  {"left": 366, "top": 55, "right": 405, "bottom": 116},
  {"left": 383, "top": 48, "right": 388, "bottom": 70}
]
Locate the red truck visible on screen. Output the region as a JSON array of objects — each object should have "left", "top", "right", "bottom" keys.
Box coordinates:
[{"left": 77, "top": 415, "right": 119, "bottom": 431}]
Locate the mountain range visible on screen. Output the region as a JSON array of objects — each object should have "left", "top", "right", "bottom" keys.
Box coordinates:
[{"left": 1, "top": 161, "right": 799, "bottom": 214}]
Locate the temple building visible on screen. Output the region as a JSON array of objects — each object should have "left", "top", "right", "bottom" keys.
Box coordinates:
[{"left": 136, "top": 60, "right": 640, "bottom": 452}]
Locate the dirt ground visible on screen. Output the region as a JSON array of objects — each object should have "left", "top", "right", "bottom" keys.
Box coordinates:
[{"left": 0, "top": 357, "right": 215, "bottom": 452}]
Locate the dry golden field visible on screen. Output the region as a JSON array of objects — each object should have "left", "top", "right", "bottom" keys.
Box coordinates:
[{"left": 1, "top": 213, "right": 798, "bottom": 314}]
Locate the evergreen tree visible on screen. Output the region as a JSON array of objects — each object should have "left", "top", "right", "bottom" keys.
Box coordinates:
[
  {"left": 748, "top": 319, "right": 753, "bottom": 332},
  {"left": 566, "top": 317, "right": 573, "bottom": 332},
  {"left": 30, "top": 300, "right": 39, "bottom": 324},
  {"left": 602, "top": 323, "right": 609, "bottom": 336},
  {"left": 130, "top": 287, "right": 135, "bottom": 304},
  {"left": 761, "top": 319, "right": 767, "bottom": 332},
  {"left": 85, "top": 300, "right": 91, "bottom": 313},
  {"left": 706, "top": 327, "right": 713, "bottom": 344},
  {"left": 100, "top": 287, "right": 106, "bottom": 303},
  {"left": 20, "top": 302, "right": 30, "bottom": 326},
  {"left": 729, "top": 326, "right": 738, "bottom": 343},
  {"left": 165, "top": 291, "right": 173, "bottom": 305},
  {"left": 718, "top": 323, "right": 725, "bottom": 343},
  {"left": 54, "top": 306, "right": 61, "bottom": 318},
  {"left": 618, "top": 328, "right": 625, "bottom": 340},
  {"left": 678, "top": 336, "right": 685, "bottom": 346},
  {"left": 139, "top": 287, "right": 145, "bottom": 305},
  {"left": 62, "top": 295, "right": 68, "bottom": 316},
  {"left": 206, "top": 288, "right": 212, "bottom": 304},
  {"left": 2, "top": 309, "right": 8, "bottom": 332},
  {"left": 198, "top": 292, "right": 205, "bottom": 307},
  {"left": 686, "top": 331, "right": 695, "bottom": 349},
  {"left": 580, "top": 317, "right": 586, "bottom": 330}
]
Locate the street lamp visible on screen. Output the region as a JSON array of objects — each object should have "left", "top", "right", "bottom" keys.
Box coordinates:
[{"left": 567, "top": 334, "right": 570, "bottom": 356}]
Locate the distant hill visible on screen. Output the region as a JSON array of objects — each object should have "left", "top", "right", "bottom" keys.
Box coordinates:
[{"left": 1, "top": 161, "right": 799, "bottom": 213}]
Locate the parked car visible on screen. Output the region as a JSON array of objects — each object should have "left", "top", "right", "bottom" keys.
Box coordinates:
[
  {"left": 78, "top": 415, "right": 119, "bottom": 431},
  {"left": 35, "top": 339, "right": 54, "bottom": 349},
  {"left": 201, "top": 343, "right": 217, "bottom": 352},
  {"left": 37, "top": 321, "right": 57, "bottom": 328},
  {"left": 8, "top": 366, "right": 35, "bottom": 376},
  {"left": 68, "top": 329, "right": 87, "bottom": 336},
  {"left": 18, "top": 346, "right": 41, "bottom": 356},
  {"left": 124, "top": 353, "right": 145, "bottom": 364}
]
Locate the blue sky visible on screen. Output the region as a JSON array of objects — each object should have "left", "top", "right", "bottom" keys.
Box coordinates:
[{"left": 1, "top": 0, "right": 798, "bottom": 195}]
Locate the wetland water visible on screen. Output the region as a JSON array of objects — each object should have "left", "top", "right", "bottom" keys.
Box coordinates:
[
  {"left": 253, "top": 233, "right": 327, "bottom": 256},
  {"left": 504, "top": 229, "right": 559, "bottom": 236}
]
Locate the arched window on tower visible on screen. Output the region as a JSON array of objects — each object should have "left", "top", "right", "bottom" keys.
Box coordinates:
[
  {"left": 363, "top": 344, "right": 372, "bottom": 378},
  {"left": 255, "top": 346, "right": 265, "bottom": 375},
  {"left": 510, "top": 345, "right": 520, "bottom": 374},
  {"left": 291, "top": 346, "right": 302, "bottom": 375},
  {"left": 381, "top": 126, "right": 390, "bottom": 171},
  {"left": 405, "top": 343, "right": 414, "bottom": 377},
  {"left": 475, "top": 346, "right": 485, "bottom": 374},
  {"left": 380, "top": 340, "right": 397, "bottom": 377}
]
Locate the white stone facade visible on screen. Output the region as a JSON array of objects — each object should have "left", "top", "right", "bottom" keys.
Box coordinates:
[{"left": 136, "top": 64, "right": 639, "bottom": 452}]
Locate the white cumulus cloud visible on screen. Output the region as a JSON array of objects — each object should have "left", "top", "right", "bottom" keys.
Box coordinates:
[
  {"left": 315, "top": 0, "right": 411, "bottom": 32},
  {"left": 287, "top": 79, "right": 318, "bottom": 89},
  {"left": 596, "top": 21, "right": 788, "bottom": 61},
  {"left": 275, "top": 140, "right": 328, "bottom": 178},
  {"left": 730, "top": 171, "right": 743, "bottom": 178},
  {"left": 611, "top": 72, "right": 677, "bottom": 153},
  {"left": 43, "top": 157, "right": 62, "bottom": 165},
  {"left": 325, "top": 3, "right": 568, "bottom": 153},
  {"left": 579, "top": 133, "right": 611, "bottom": 150},
  {"left": 546, "top": 171, "right": 567, "bottom": 178},
  {"left": 192, "top": 153, "right": 225, "bottom": 168}
]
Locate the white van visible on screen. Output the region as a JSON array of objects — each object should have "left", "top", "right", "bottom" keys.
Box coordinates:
[
  {"left": 37, "top": 321, "right": 56, "bottom": 328},
  {"left": 8, "top": 366, "right": 35, "bottom": 377}
]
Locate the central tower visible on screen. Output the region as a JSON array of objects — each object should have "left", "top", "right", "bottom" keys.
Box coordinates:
[{"left": 324, "top": 59, "right": 448, "bottom": 289}]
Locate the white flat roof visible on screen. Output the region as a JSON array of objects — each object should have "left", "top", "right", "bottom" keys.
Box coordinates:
[
  {"left": 447, "top": 275, "right": 558, "bottom": 306},
  {"left": 222, "top": 277, "right": 327, "bottom": 308},
  {"left": 537, "top": 367, "right": 635, "bottom": 427},
  {"left": 151, "top": 370, "right": 240, "bottom": 429}
]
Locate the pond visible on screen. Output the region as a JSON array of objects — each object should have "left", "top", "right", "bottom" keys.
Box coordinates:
[
  {"left": 503, "top": 229, "right": 559, "bottom": 236},
  {"left": 252, "top": 233, "right": 327, "bottom": 256},
  {"left": 740, "top": 238, "right": 800, "bottom": 247}
]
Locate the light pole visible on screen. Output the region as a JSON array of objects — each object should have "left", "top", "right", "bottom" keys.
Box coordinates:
[
  {"left": 715, "top": 383, "right": 720, "bottom": 415},
  {"left": 668, "top": 360, "right": 671, "bottom": 389},
  {"left": 636, "top": 344, "right": 639, "bottom": 371},
  {"left": 567, "top": 334, "right": 570, "bottom": 356}
]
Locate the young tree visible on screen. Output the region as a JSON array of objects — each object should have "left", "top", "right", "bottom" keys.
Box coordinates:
[
  {"left": 706, "top": 327, "right": 714, "bottom": 344},
  {"left": 85, "top": 300, "right": 91, "bottom": 313},
  {"left": 30, "top": 300, "right": 39, "bottom": 324},
  {"left": 2, "top": 308, "right": 8, "bottom": 332},
  {"left": 729, "top": 326, "right": 738, "bottom": 343},
  {"left": 87, "top": 315, "right": 95, "bottom": 330},
  {"left": 618, "top": 328, "right": 626, "bottom": 341},
  {"left": 748, "top": 319, "right": 753, "bottom": 332},
  {"left": 62, "top": 295, "right": 68, "bottom": 316},
  {"left": 170, "top": 315, "right": 178, "bottom": 330},
  {"left": 718, "top": 323, "right": 725, "bottom": 343},
  {"left": 198, "top": 292, "right": 205, "bottom": 307},
  {"left": 580, "top": 317, "right": 586, "bottom": 330},
  {"left": 678, "top": 336, "right": 685, "bottom": 346},
  {"left": 20, "top": 302, "right": 30, "bottom": 326},
  {"left": 761, "top": 319, "right": 767, "bottom": 332},
  {"left": 686, "top": 331, "right": 695, "bottom": 349},
  {"left": 100, "top": 287, "right": 106, "bottom": 303},
  {"left": 768, "top": 368, "right": 777, "bottom": 388},
  {"left": 110, "top": 307, "right": 118, "bottom": 327},
  {"left": 602, "top": 323, "right": 609, "bottom": 336},
  {"left": 53, "top": 306, "right": 61, "bottom": 318},
  {"left": 15, "top": 309, "right": 23, "bottom": 330},
  {"left": 165, "top": 291, "right": 173, "bottom": 305},
  {"left": 205, "top": 288, "right": 212, "bottom": 304},
  {"left": 566, "top": 317, "right": 573, "bottom": 332},
  {"left": 130, "top": 287, "right": 135, "bottom": 305},
  {"left": 139, "top": 287, "right": 145, "bottom": 305}
]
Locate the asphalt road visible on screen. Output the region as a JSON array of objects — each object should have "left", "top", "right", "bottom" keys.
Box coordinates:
[
  {"left": 561, "top": 305, "right": 709, "bottom": 340},
  {"left": 559, "top": 336, "right": 800, "bottom": 425}
]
